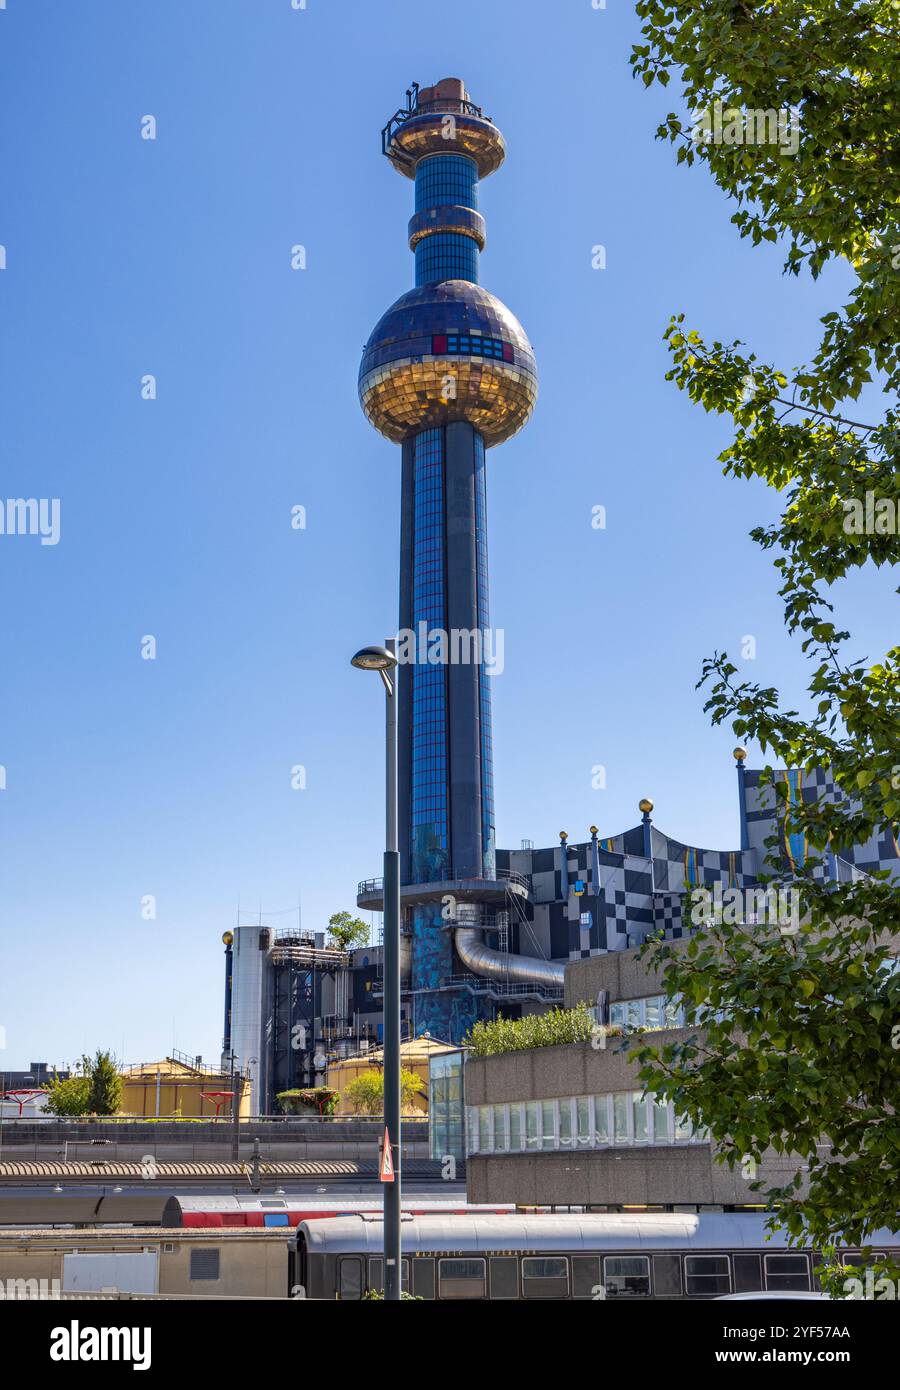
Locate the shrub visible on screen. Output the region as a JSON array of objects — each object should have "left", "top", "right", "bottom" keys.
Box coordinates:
[
  {"left": 464, "top": 1003, "right": 595, "bottom": 1058},
  {"left": 276, "top": 1087, "right": 340, "bottom": 1117}
]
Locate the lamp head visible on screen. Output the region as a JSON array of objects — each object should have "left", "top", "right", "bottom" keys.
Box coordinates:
[{"left": 351, "top": 645, "right": 398, "bottom": 672}]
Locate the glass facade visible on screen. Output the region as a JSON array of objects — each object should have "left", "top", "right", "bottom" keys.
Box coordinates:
[
  {"left": 415, "top": 154, "right": 478, "bottom": 213},
  {"left": 410, "top": 427, "right": 449, "bottom": 881},
  {"left": 429, "top": 1049, "right": 465, "bottom": 1163},
  {"left": 473, "top": 433, "right": 495, "bottom": 877},
  {"left": 416, "top": 233, "right": 479, "bottom": 286},
  {"left": 466, "top": 1092, "right": 707, "bottom": 1155}
]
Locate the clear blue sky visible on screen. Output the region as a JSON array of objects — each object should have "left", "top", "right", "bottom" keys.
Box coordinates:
[{"left": 0, "top": 0, "right": 891, "bottom": 1070}]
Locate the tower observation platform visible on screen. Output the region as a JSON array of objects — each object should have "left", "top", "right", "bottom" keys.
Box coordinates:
[{"left": 357, "top": 80, "right": 546, "bottom": 1039}]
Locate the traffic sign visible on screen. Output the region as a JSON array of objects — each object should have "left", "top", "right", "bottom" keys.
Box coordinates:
[{"left": 380, "top": 1128, "right": 395, "bottom": 1183}]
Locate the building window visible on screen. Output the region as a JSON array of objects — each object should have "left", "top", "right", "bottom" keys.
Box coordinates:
[
  {"left": 765, "top": 1254, "right": 810, "bottom": 1293},
  {"left": 674, "top": 1109, "right": 694, "bottom": 1142},
  {"left": 593, "top": 1095, "right": 610, "bottom": 1146},
  {"left": 525, "top": 1101, "right": 540, "bottom": 1150},
  {"left": 613, "top": 1093, "right": 629, "bottom": 1144},
  {"left": 608, "top": 994, "right": 685, "bottom": 1031},
  {"left": 603, "top": 1256, "right": 651, "bottom": 1298},
  {"left": 684, "top": 1255, "right": 731, "bottom": 1297},
  {"left": 438, "top": 1258, "right": 486, "bottom": 1300},
  {"left": 189, "top": 1248, "right": 220, "bottom": 1282},
  {"left": 651, "top": 1093, "right": 671, "bottom": 1143},
  {"left": 431, "top": 332, "right": 512, "bottom": 361},
  {"left": 467, "top": 1091, "right": 705, "bottom": 1154},
  {"left": 522, "top": 1257, "right": 569, "bottom": 1300},
  {"left": 576, "top": 1096, "right": 592, "bottom": 1147},
  {"left": 558, "top": 1098, "right": 574, "bottom": 1149}
]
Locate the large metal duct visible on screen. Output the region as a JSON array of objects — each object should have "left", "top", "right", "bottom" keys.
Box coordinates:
[{"left": 453, "top": 910, "right": 565, "bottom": 989}]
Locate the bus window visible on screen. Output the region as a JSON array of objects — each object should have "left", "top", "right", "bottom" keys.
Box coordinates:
[
  {"left": 765, "top": 1254, "right": 809, "bottom": 1292},
  {"left": 684, "top": 1255, "right": 731, "bottom": 1297},
  {"left": 489, "top": 1256, "right": 518, "bottom": 1300},
  {"left": 438, "top": 1258, "right": 486, "bottom": 1299},
  {"left": 733, "top": 1253, "right": 762, "bottom": 1293},
  {"left": 338, "top": 1256, "right": 363, "bottom": 1301},
  {"left": 603, "top": 1256, "right": 651, "bottom": 1298},
  {"left": 412, "top": 1257, "right": 436, "bottom": 1300},
  {"left": 522, "top": 1257, "right": 569, "bottom": 1299},
  {"left": 367, "top": 1258, "right": 409, "bottom": 1294},
  {"left": 572, "top": 1256, "right": 601, "bottom": 1300}
]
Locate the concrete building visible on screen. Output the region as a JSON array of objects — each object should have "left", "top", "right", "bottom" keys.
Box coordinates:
[{"left": 462, "top": 945, "right": 869, "bottom": 1210}]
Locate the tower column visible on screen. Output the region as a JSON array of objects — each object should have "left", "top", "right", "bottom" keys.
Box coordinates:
[{"left": 445, "top": 420, "right": 484, "bottom": 880}]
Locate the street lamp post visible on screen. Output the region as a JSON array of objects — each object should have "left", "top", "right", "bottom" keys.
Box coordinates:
[{"left": 351, "top": 639, "right": 401, "bottom": 1301}]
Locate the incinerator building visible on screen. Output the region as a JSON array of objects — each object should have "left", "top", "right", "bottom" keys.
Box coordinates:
[{"left": 225, "top": 80, "right": 900, "bottom": 1113}]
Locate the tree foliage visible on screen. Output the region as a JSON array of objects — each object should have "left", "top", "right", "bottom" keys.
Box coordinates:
[
  {"left": 326, "top": 911, "right": 369, "bottom": 951},
  {"left": 44, "top": 1071, "right": 92, "bottom": 1117},
  {"left": 630, "top": 0, "right": 900, "bottom": 1265},
  {"left": 344, "top": 1067, "right": 424, "bottom": 1115},
  {"left": 87, "top": 1050, "right": 122, "bottom": 1116},
  {"left": 43, "top": 1052, "right": 122, "bottom": 1117}
]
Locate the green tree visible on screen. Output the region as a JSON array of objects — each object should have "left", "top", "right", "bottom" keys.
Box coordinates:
[
  {"left": 326, "top": 911, "right": 369, "bottom": 951},
  {"left": 86, "top": 1050, "right": 122, "bottom": 1116},
  {"left": 344, "top": 1068, "right": 424, "bottom": 1115},
  {"left": 44, "top": 1071, "right": 91, "bottom": 1117},
  {"left": 629, "top": 0, "right": 900, "bottom": 1270}
]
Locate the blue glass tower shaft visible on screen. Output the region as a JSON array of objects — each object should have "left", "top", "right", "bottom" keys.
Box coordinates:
[
  {"left": 414, "top": 154, "right": 479, "bottom": 286},
  {"left": 398, "top": 423, "right": 496, "bottom": 888}
]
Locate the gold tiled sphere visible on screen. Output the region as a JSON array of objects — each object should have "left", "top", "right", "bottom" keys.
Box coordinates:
[{"left": 359, "top": 281, "right": 538, "bottom": 448}]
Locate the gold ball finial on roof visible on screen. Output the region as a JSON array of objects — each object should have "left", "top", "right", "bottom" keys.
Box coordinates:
[
  {"left": 589, "top": 825, "right": 599, "bottom": 836},
  {"left": 734, "top": 746, "right": 748, "bottom": 762},
  {"left": 222, "top": 931, "right": 233, "bottom": 946},
  {"left": 559, "top": 831, "right": 568, "bottom": 841},
  {"left": 639, "top": 798, "right": 654, "bottom": 815}
]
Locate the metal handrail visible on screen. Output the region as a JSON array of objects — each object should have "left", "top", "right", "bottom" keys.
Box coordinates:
[{"left": 358, "top": 867, "right": 531, "bottom": 895}]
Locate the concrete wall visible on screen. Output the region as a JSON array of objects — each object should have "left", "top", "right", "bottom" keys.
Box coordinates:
[
  {"left": 466, "top": 1145, "right": 808, "bottom": 1208},
  {"left": 563, "top": 943, "right": 676, "bottom": 1008}
]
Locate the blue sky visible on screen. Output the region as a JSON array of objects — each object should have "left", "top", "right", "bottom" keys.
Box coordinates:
[{"left": 0, "top": 0, "right": 892, "bottom": 1070}]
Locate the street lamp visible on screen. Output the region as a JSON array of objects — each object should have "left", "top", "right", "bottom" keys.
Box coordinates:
[{"left": 351, "top": 638, "right": 401, "bottom": 1301}]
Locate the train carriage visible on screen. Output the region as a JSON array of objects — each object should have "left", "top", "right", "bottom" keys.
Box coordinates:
[{"left": 293, "top": 1212, "right": 900, "bottom": 1301}]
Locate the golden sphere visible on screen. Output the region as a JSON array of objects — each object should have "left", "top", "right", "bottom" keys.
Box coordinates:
[
  {"left": 639, "top": 799, "right": 654, "bottom": 814},
  {"left": 359, "top": 282, "right": 537, "bottom": 448},
  {"left": 559, "top": 831, "right": 568, "bottom": 841},
  {"left": 222, "top": 931, "right": 234, "bottom": 946},
  {"left": 589, "top": 825, "right": 599, "bottom": 836},
  {"left": 733, "top": 746, "right": 748, "bottom": 762}
]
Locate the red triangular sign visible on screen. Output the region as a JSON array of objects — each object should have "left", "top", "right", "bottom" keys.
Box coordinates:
[{"left": 380, "top": 1128, "right": 395, "bottom": 1183}]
